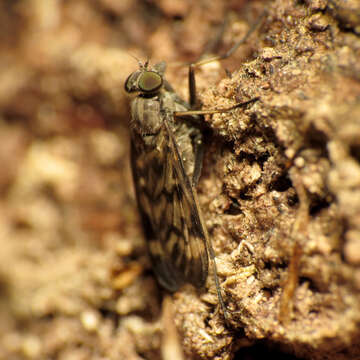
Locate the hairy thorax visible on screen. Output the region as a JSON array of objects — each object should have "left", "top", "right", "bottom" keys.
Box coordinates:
[{"left": 129, "top": 89, "right": 201, "bottom": 181}]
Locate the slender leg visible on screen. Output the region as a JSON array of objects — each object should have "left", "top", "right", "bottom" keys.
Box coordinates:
[
  {"left": 187, "top": 9, "right": 267, "bottom": 109},
  {"left": 188, "top": 15, "right": 229, "bottom": 109},
  {"left": 188, "top": 63, "right": 198, "bottom": 109},
  {"left": 193, "top": 10, "right": 267, "bottom": 68},
  {"left": 174, "top": 97, "right": 259, "bottom": 118},
  {"left": 191, "top": 131, "right": 204, "bottom": 186},
  {"left": 179, "top": 10, "right": 266, "bottom": 325}
]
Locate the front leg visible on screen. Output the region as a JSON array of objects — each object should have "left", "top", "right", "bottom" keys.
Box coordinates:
[{"left": 191, "top": 129, "right": 204, "bottom": 187}]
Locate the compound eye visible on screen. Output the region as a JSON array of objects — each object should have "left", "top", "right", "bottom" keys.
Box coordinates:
[{"left": 138, "top": 71, "right": 162, "bottom": 92}]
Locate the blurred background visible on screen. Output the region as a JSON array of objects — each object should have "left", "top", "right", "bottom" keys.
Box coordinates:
[
  {"left": 0, "top": 1, "right": 258, "bottom": 359},
  {"left": 1, "top": 1, "right": 360, "bottom": 359}
]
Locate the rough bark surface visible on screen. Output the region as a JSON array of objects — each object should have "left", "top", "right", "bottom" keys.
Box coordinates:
[{"left": 0, "top": 1, "right": 359, "bottom": 359}]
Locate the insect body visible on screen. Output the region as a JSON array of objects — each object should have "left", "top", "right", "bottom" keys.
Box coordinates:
[
  {"left": 125, "top": 13, "right": 264, "bottom": 319},
  {"left": 125, "top": 61, "right": 211, "bottom": 292}
]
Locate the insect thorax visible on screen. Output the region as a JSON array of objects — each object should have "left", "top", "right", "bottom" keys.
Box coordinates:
[
  {"left": 130, "top": 90, "right": 201, "bottom": 181},
  {"left": 129, "top": 96, "right": 162, "bottom": 139}
]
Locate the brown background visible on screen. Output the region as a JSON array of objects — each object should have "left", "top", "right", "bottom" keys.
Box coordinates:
[{"left": 0, "top": 0, "right": 359, "bottom": 359}]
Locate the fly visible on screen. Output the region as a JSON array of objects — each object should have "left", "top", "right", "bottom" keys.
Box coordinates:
[{"left": 125, "top": 12, "right": 264, "bottom": 321}]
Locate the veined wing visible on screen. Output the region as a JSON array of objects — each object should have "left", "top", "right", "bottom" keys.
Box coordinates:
[{"left": 131, "top": 111, "right": 209, "bottom": 292}]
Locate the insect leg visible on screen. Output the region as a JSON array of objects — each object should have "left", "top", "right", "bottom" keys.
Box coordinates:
[
  {"left": 187, "top": 10, "right": 266, "bottom": 110},
  {"left": 191, "top": 131, "right": 204, "bottom": 187},
  {"left": 187, "top": 15, "right": 228, "bottom": 109},
  {"left": 174, "top": 96, "right": 259, "bottom": 118},
  {"left": 192, "top": 9, "right": 267, "bottom": 69},
  {"left": 191, "top": 189, "right": 229, "bottom": 322}
]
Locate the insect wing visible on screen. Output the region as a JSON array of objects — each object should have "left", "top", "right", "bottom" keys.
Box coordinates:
[{"left": 131, "top": 112, "right": 209, "bottom": 292}]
